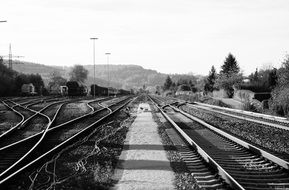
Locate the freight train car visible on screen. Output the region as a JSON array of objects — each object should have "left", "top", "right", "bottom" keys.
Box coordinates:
[
  {"left": 66, "top": 81, "right": 88, "bottom": 96},
  {"left": 108, "top": 87, "right": 118, "bottom": 96},
  {"left": 90, "top": 84, "right": 131, "bottom": 96},
  {"left": 118, "top": 89, "right": 131, "bottom": 95},
  {"left": 90, "top": 84, "right": 108, "bottom": 96}
]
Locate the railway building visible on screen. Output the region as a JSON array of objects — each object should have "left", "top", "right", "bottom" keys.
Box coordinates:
[{"left": 21, "top": 83, "right": 37, "bottom": 96}]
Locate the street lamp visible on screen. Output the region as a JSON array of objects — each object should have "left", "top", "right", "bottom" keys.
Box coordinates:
[
  {"left": 105, "top": 53, "right": 111, "bottom": 97},
  {"left": 90, "top": 38, "right": 98, "bottom": 98}
]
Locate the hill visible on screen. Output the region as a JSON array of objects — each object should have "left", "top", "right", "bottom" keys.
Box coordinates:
[{"left": 9, "top": 60, "right": 199, "bottom": 89}]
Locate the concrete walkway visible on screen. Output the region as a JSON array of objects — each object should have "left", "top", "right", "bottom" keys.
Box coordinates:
[{"left": 113, "top": 103, "right": 175, "bottom": 190}]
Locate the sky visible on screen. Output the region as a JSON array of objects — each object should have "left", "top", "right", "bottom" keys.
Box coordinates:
[{"left": 1, "top": 0, "right": 289, "bottom": 75}]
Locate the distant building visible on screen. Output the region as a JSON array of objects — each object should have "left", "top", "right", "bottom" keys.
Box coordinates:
[
  {"left": 49, "top": 83, "right": 68, "bottom": 95},
  {"left": 21, "top": 83, "right": 37, "bottom": 95}
]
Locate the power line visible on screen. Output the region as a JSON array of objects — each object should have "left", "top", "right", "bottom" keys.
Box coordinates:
[{"left": 0, "top": 44, "right": 24, "bottom": 69}]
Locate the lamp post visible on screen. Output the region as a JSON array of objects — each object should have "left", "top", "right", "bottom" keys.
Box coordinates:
[
  {"left": 105, "top": 53, "right": 111, "bottom": 97},
  {"left": 90, "top": 38, "right": 98, "bottom": 98}
]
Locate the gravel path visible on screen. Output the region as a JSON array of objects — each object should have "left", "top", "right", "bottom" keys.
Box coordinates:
[{"left": 113, "top": 103, "right": 175, "bottom": 190}]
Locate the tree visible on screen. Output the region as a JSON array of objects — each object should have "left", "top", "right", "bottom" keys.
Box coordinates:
[
  {"left": 220, "top": 53, "right": 240, "bottom": 74},
  {"left": 215, "top": 71, "right": 243, "bottom": 97},
  {"left": 177, "top": 78, "right": 188, "bottom": 86},
  {"left": 270, "top": 55, "right": 289, "bottom": 116},
  {"left": 156, "top": 85, "right": 162, "bottom": 95},
  {"left": 268, "top": 68, "right": 277, "bottom": 89},
  {"left": 69, "top": 65, "right": 88, "bottom": 83},
  {"left": 163, "top": 75, "right": 173, "bottom": 90},
  {"left": 188, "top": 80, "right": 197, "bottom": 92},
  {"left": 178, "top": 84, "right": 191, "bottom": 91},
  {"left": 49, "top": 70, "right": 67, "bottom": 87},
  {"left": 14, "top": 74, "right": 29, "bottom": 95},
  {"left": 216, "top": 53, "right": 242, "bottom": 97},
  {"left": 276, "top": 55, "right": 289, "bottom": 87},
  {"left": 249, "top": 68, "right": 259, "bottom": 82},
  {"left": 0, "top": 60, "right": 16, "bottom": 96},
  {"left": 204, "top": 66, "right": 217, "bottom": 93},
  {"left": 29, "top": 74, "right": 45, "bottom": 94},
  {"left": 170, "top": 82, "right": 178, "bottom": 92}
]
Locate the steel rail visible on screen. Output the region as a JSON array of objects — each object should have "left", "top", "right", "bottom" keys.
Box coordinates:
[
  {"left": 0, "top": 98, "right": 55, "bottom": 180},
  {"left": 0, "top": 96, "right": 134, "bottom": 186},
  {"left": 0, "top": 99, "right": 67, "bottom": 140},
  {"left": 151, "top": 95, "right": 289, "bottom": 189},
  {"left": 195, "top": 101, "right": 288, "bottom": 121},
  {"left": 0, "top": 100, "right": 25, "bottom": 136},
  {"left": 148, "top": 95, "right": 244, "bottom": 190},
  {"left": 194, "top": 101, "right": 289, "bottom": 123},
  {"left": 0, "top": 97, "right": 110, "bottom": 151},
  {"left": 0, "top": 97, "right": 105, "bottom": 182},
  {"left": 172, "top": 105, "right": 289, "bottom": 170},
  {"left": 190, "top": 103, "right": 289, "bottom": 131},
  {"left": 0, "top": 98, "right": 111, "bottom": 151}
]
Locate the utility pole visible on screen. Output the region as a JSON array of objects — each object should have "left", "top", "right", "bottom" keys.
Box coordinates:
[
  {"left": 0, "top": 20, "right": 7, "bottom": 66},
  {"left": 90, "top": 38, "right": 98, "bottom": 98},
  {"left": 8, "top": 44, "right": 24, "bottom": 69},
  {"left": 105, "top": 53, "right": 111, "bottom": 97},
  {"left": 0, "top": 44, "right": 24, "bottom": 70},
  {"left": 9, "top": 44, "right": 12, "bottom": 69}
]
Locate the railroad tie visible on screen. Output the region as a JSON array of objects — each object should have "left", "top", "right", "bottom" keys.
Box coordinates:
[{"left": 165, "top": 128, "right": 226, "bottom": 189}]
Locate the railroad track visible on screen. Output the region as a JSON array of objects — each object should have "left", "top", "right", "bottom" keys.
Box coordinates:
[
  {"left": 189, "top": 102, "right": 289, "bottom": 131},
  {"left": 155, "top": 96, "right": 289, "bottom": 160},
  {"left": 0, "top": 96, "right": 106, "bottom": 157},
  {"left": 27, "top": 97, "right": 67, "bottom": 111},
  {"left": 150, "top": 95, "right": 289, "bottom": 190},
  {"left": 176, "top": 101, "right": 289, "bottom": 162},
  {"left": 0, "top": 96, "right": 133, "bottom": 187},
  {"left": 0, "top": 98, "right": 71, "bottom": 141},
  {"left": 9, "top": 97, "right": 53, "bottom": 107},
  {"left": 0, "top": 97, "right": 110, "bottom": 147},
  {"left": 160, "top": 96, "right": 289, "bottom": 129}
]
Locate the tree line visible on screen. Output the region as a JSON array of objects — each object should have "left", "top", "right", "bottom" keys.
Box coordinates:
[
  {"left": 162, "top": 53, "right": 289, "bottom": 117},
  {"left": 0, "top": 57, "right": 88, "bottom": 96},
  {"left": 201, "top": 53, "right": 279, "bottom": 99},
  {"left": 0, "top": 57, "right": 45, "bottom": 96}
]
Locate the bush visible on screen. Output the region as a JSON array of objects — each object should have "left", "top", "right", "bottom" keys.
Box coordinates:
[
  {"left": 270, "top": 86, "right": 289, "bottom": 116},
  {"left": 234, "top": 90, "right": 254, "bottom": 102},
  {"left": 242, "top": 99, "right": 261, "bottom": 112}
]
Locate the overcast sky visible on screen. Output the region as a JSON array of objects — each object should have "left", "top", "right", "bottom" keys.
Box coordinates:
[{"left": 1, "top": 0, "right": 289, "bottom": 75}]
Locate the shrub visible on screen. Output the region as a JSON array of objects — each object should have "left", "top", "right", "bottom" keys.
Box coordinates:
[{"left": 270, "top": 86, "right": 289, "bottom": 116}]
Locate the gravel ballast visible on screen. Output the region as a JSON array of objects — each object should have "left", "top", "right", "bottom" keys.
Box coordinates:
[{"left": 180, "top": 105, "right": 289, "bottom": 160}]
